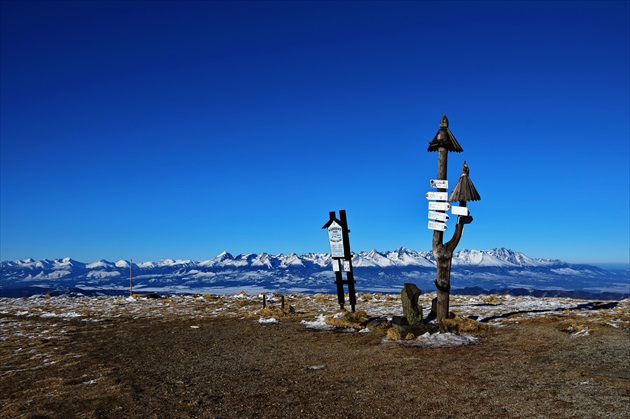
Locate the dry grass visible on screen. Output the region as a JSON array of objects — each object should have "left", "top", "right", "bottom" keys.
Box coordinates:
[
  {"left": 1, "top": 293, "right": 628, "bottom": 418},
  {"left": 324, "top": 310, "right": 369, "bottom": 329},
  {"left": 440, "top": 315, "right": 492, "bottom": 333}
]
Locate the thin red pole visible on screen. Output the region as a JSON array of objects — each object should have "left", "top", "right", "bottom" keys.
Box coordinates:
[{"left": 129, "top": 258, "right": 133, "bottom": 297}]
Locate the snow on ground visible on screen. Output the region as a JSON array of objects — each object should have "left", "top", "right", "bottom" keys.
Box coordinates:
[
  {"left": 301, "top": 314, "right": 335, "bottom": 330},
  {"left": 1, "top": 293, "right": 628, "bottom": 325},
  {"left": 387, "top": 332, "right": 480, "bottom": 348},
  {"left": 1, "top": 293, "right": 628, "bottom": 349}
]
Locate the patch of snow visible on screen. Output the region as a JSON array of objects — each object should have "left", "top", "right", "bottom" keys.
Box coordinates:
[
  {"left": 387, "top": 332, "right": 480, "bottom": 348},
  {"left": 87, "top": 270, "right": 121, "bottom": 279},
  {"left": 40, "top": 311, "right": 81, "bottom": 318},
  {"left": 551, "top": 268, "right": 583, "bottom": 275},
  {"left": 570, "top": 326, "right": 590, "bottom": 338},
  {"left": 301, "top": 315, "right": 335, "bottom": 330}
]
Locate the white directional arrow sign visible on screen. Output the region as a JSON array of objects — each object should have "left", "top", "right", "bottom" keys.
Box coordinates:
[
  {"left": 428, "top": 211, "right": 449, "bottom": 222},
  {"left": 429, "top": 179, "right": 448, "bottom": 189},
  {"left": 428, "top": 221, "right": 448, "bottom": 231},
  {"left": 425, "top": 191, "right": 448, "bottom": 201},
  {"left": 451, "top": 206, "right": 469, "bottom": 216},
  {"left": 428, "top": 202, "right": 451, "bottom": 211}
]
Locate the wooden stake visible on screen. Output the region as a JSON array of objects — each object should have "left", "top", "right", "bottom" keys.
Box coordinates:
[{"left": 129, "top": 259, "right": 133, "bottom": 297}]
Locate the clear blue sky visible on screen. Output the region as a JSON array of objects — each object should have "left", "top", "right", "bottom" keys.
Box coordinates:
[{"left": 1, "top": 1, "right": 628, "bottom": 265}]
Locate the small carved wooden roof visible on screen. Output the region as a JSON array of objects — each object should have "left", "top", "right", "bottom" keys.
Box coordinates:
[
  {"left": 427, "top": 115, "right": 463, "bottom": 153},
  {"left": 449, "top": 161, "right": 480, "bottom": 202}
]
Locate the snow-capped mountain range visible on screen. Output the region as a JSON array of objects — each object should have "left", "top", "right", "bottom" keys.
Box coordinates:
[{"left": 2, "top": 248, "right": 628, "bottom": 298}]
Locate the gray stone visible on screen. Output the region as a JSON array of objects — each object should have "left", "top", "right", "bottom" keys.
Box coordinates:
[
  {"left": 367, "top": 317, "right": 390, "bottom": 328},
  {"left": 391, "top": 316, "right": 409, "bottom": 326},
  {"left": 401, "top": 283, "right": 423, "bottom": 326}
]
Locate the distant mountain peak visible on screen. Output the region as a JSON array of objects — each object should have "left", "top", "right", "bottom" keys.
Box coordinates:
[{"left": 216, "top": 251, "right": 234, "bottom": 260}]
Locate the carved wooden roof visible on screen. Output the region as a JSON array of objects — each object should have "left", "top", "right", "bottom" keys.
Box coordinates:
[
  {"left": 427, "top": 115, "right": 464, "bottom": 152},
  {"left": 449, "top": 161, "right": 481, "bottom": 202}
]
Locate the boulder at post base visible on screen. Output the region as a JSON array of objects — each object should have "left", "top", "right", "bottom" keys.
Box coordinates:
[{"left": 401, "top": 283, "right": 423, "bottom": 326}]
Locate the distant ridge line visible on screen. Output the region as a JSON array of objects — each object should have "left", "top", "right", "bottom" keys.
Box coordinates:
[
  {"left": 3, "top": 247, "right": 567, "bottom": 268},
  {"left": 3, "top": 248, "right": 628, "bottom": 299}
]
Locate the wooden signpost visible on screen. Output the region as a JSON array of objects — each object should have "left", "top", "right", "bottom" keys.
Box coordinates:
[
  {"left": 426, "top": 115, "right": 480, "bottom": 322},
  {"left": 428, "top": 220, "right": 448, "bottom": 231},
  {"left": 450, "top": 205, "right": 469, "bottom": 216},
  {"left": 428, "top": 202, "right": 451, "bottom": 211},
  {"left": 428, "top": 211, "right": 449, "bottom": 222},
  {"left": 425, "top": 191, "right": 449, "bottom": 201},
  {"left": 322, "top": 210, "right": 357, "bottom": 312},
  {"left": 430, "top": 179, "right": 448, "bottom": 189}
]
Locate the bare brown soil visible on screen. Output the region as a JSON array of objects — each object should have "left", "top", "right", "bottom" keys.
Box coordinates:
[{"left": 1, "top": 300, "right": 629, "bottom": 418}]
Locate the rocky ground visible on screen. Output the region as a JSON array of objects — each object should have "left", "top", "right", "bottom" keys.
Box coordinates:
[{"left": 1, "top": 293, "right": 629, "bottom": 418}]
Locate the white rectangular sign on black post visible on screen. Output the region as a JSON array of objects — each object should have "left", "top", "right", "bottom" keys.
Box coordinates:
[
  {"left": 343, "top": 260, "right": 351, "bottom": 272},
  {"left": 327, "top": 220, "right": 345, "bottom": 258}
]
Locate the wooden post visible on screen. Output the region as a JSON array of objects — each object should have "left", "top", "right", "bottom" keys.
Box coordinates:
[
  {"left": 434, "top": 147, "right": 448, "bottom": 319},
  {"left": 426, "top": 116, "right": 471, "bottom": 323},
  {"left": 432, "top": 147, "right": 464, "bottom": 321}
]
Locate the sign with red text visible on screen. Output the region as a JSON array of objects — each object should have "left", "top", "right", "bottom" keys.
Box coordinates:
[
  {"left": 425, "top": 191, "right": 448, "bottom": 201},
  {"left": 428, "top": 202, "right": 451, "bottom": 211}
]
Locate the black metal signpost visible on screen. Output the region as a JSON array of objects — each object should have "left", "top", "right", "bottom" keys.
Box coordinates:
[{"left": 322, "top": 210, "right": 356, "bottom": 312}]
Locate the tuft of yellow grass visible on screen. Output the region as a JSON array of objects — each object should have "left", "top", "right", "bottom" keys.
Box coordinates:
[
  {"left": 386, "top": 327, "right": 401, "bottom": 341},
  {"left": 324, "top": 310, "right": 369, "bottom": 329},
  {"left": 440, "top": 316, "right": 491, "bottom": 334},
  {"left": 257, "top": 306, "right": 296, "bottom": 319}
]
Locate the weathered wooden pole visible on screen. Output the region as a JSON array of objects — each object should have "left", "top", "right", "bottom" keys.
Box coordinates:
[{"left": 427, "top": 115, "right": 479, "bottom": 322}]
